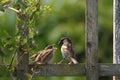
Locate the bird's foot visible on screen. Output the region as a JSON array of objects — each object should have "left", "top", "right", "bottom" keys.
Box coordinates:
[
  {"left": 68, "top": 61, "right": 73, "bottom": 64},
  {"left": 57, "top": 59, "right": 64, "bottom": 64}
]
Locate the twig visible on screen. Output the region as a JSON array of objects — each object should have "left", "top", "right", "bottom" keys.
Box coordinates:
[
  {"left": 8, "top": 7, "right": 21, "bottom": 14},
  {"left": 9, "top": 49, "right": 18, "bottom": 69},
  {"left": 1, "top": 57, "right": 7, "bottom": 67}
]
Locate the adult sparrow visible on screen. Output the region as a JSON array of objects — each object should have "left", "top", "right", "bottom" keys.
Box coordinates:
[
  {"left": 59, "top": 37, "right": 78, "bottom": 64},
  {"left": 30, "top": 45, "right": 57, "bottom": 64}
]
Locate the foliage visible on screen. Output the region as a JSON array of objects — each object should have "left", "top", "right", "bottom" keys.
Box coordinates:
[{"left": 0, "top": 0, "right": 113, "bottom": 80}]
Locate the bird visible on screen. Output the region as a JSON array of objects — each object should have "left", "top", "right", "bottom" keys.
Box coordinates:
[
  {"left": 58, "top": 37, "right": 78, "bottom": 64},
  {"left": 30, "top": 45, "right": 57, "bottom": 64}
]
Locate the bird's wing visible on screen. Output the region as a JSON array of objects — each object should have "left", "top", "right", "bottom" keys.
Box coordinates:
[
  {"left": 63, "top": 47, "right": 72, "bottom": 57},
  {"left": 67, "top": 44, "right": 75, "bottom": 58},
  {"left": 63, "top": 47, "right": 78, "bottom": 64},
  {"left": 35, "top": 50, "right": 44, "bottom": 61},
  {"left": 35, "top": 49, "right": 53, "bottom": 62},
  {"left": 41, "top": 49, "right": 53, "bottom": 60},
  {"left": 30, "top": 54, "right": 38, "bottom": 59}
]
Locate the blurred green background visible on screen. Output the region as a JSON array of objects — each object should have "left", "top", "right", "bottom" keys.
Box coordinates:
[{"left": 0, "top": 0, "right": 113, "bottom": 80}]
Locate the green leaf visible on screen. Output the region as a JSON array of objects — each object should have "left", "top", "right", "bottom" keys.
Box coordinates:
[
  {"left": 0, "top": 5, "right": 4, "bottom": 12},
  {"left": 0, "top": 0, "right": 10, "bottom": 5},
  {"left": 29, "top": 29, "right": 34, "bottom": 39},
  {"left": 0, "top": 47, "right": 7, "bottom": 57},
  {"left": 25, "top": 73, "right": 33, "bottom": 80},
  {"left": 0, "top": 9, "right": 16, "bottom": 38}
]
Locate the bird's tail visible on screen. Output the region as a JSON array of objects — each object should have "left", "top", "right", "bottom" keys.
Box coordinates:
[
  {"left": 32, "top": 61, "right": 37, "bottom": 65},
  {"left": 30, "top": 54, "right": 38, "bottom": 59},
  {"left": 32, "top": 61, "right": 43, "bottom": 65},
  {"left": 70, "top": 57, "right": 78, "bottom": 64}
]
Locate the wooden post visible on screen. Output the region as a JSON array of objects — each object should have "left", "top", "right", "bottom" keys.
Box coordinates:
[
  {"left": 27, "top": 64, "right": 120, "bottom": 76},
  {"left": 17, "top": 22, "right": 29, "bottom": 80},
  {"left": 86, "top": 0, "right": 98, "bottom": 80},
  {"left": 113, "top": 0, "right": 120, "bottom": 80},
  {"left": 17, "top": 45, "right": 29, "bottom": 80}
]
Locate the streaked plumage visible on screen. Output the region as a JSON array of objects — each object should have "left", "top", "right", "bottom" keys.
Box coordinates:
[
  {"left": 59, "top": 37, "right": 78, "bottom": 64},
  {"left": 30, "top": 45, "right": 57, "bottom": 64}
]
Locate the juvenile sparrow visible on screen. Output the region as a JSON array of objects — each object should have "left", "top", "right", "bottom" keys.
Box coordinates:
[
  {"left": 30, "top": 45, "right": 57, "bottom": 64},
  {"left": 59, "top": 37, "right": 78, "bottom": 64}
]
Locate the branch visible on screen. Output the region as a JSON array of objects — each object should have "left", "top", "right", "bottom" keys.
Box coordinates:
[
  {"left": 9, "top": 49, "right": 18, "bottom": 69},
  {"left": 7, "top": 7, "right": 21, "bottom": 13}
]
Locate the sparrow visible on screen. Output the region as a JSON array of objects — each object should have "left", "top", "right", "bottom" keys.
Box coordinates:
[
  {"left": 30, "top": 45, "right": 57, "bottom": 64},
  {"left": 58, "top": 37, "right": 78, "bottom": 64}
]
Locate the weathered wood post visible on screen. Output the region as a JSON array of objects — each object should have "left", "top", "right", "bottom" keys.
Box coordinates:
[
  {"left": 17, "top": 45, "right": 29, "bottom": 80},
  {"left": 113, "top": 0, "right": 120, "bottom": 80},
  {"left": 17, "top": 23, "right": 29, "bottom": 80},
  {"left": 86, "top": 0, "right": 99, "bottom": 80},
  {"left": 17, "top": 13, "right": 30, "bottom": 80}
]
